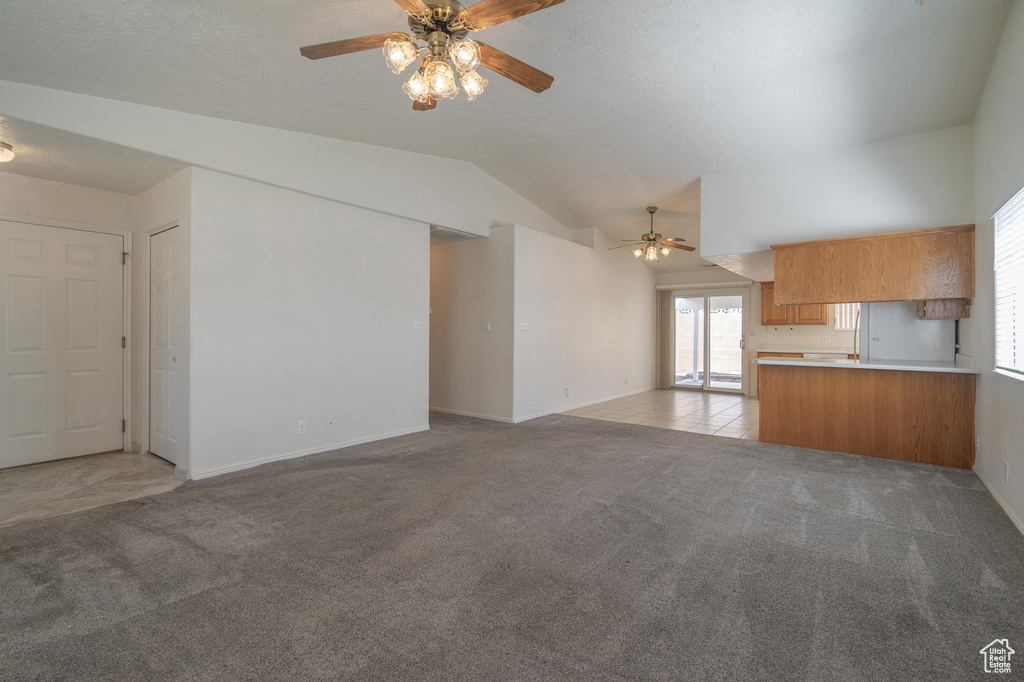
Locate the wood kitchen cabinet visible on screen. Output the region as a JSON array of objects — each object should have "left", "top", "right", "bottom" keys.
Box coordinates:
[
  {"left": 760, "top": 282, "right": 829, "bottom": 326},
  {"left": 771, "top": 224, "right": 974, "bottom": 305}
]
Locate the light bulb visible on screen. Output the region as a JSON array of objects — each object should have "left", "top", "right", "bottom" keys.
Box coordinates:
[
  {"left": 425, "top": 60, "right": 459, "bottom": 100},
  {"left": 460, "top": 69, "right": 488, "bottom": 100},
  {"left": 660, "top": 247, "right": 671, "bottom": 256},
  {"left": 403, "top": 69, "right": 430, "bottom": 101},
  {"left": 383, "top": 36, "right": 418, "bottom": 74},
  {"left": 632, "top": 248, "right": 643, "bottom": 259},
  {"left": 448, "top": 39, "right": 480, "bottom": 72},
  {"left": 645, "top": 245, "right": 659, "bottom": 262},
  {"left": 0, "top": 143, "right": 13, "bottom": 163}
]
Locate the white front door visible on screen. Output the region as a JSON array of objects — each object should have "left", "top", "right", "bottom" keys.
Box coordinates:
[
  {"left": 0, "top": 221, "right": 125, "bottom": 468},
  {"left": 149, "top": 227, "right": 185, "bottom": 465}
]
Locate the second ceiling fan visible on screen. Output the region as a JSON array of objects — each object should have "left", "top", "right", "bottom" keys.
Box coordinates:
[
  {"left": 611, "top": 206, "right": 696, "bottom": 263},
  {"left": 300, "top": 0, "right": 565, "bottom": 110}
]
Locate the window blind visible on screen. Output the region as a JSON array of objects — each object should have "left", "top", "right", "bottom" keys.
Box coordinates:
[
  {"left": 995, "top": 184, "right": 1024, "bottom": 378},
  {"left": 834, "top": 302, "right": 860, "bottom": 331}
]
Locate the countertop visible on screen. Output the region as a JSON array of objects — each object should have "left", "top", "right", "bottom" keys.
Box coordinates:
[
  {"left": 754, "top": 357, "right": 980, "bottom": 374},
  {"left": 756, "top": 345, "right": 856, "bottom": 354}
]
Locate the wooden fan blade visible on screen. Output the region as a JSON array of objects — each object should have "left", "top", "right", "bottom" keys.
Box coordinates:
[
  {"left": 392, "top": 0, "right": 431, "bottom": 17},
  {"left": 477, "top": 42, "right": 553, "bottom": 93},
  {"left": 458, "top": 0, "right": 565, "bottom": 30},
  {"left": 413, "top": 98, "right": 437, "bottom": 111},
  {"left": 300, "top": 33, "right": 397, "bottom": 60},
  {"left": 662, "top": 237, "right": 688, "bottom": 242},
  {"left": 609, "top": 243, "right": 646, "bottom": 250},
  {"left": 659, "top": 241, "right": 696, "bottom": 252}
]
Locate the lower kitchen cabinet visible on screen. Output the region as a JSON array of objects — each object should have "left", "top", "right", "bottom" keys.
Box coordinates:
[{"left": 758, "top": 364, "right": 976, "bottom": 469}]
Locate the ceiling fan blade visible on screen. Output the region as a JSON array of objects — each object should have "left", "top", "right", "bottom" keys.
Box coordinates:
[
  {"left": 659, "top": 241, "right": 696, "bottom": 252},
  {"left": 609, "top": 243, "right": 646, "bottom": 250},
  {"left": 456, "top": 0, "right": 565, "bottom": 30},
  {"left": 392, "top": 0, "right": 431, "bottom": 17},
  {"left": 477, "top": 42, "right": 553, "bottom": 93},
  {"left": 413, "top": 98, "right": 437, "bottom": 111},
  {"left": 300, "top": 33, "right": 397, "bottom": 60},
  {"left": 662, "top": 237, "right": 688, "bottom": 242}
]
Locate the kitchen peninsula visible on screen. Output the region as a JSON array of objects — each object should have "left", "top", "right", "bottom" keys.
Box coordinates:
[
  {"left": 757, "top": 224, "right": 978, "bottom": 469},
  {"left": 757, "top": 357, "right": 979, "bottom": 468}
]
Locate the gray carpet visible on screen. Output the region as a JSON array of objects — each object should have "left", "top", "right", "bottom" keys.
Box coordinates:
[{"left": 1, "top": 413, "right": 1022, "bottom": 681}]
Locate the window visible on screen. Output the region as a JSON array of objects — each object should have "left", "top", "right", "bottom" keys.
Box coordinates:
[
  {"left": 834, "top": 302, "right": 860, "bottom": 331},
  {"left": 995, "top": 184, "right": 1024, "bottom": 379}
]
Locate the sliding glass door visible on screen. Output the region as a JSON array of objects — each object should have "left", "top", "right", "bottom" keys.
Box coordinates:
[{"left": 672, "top": 288, "right": 748, "bottom": 393}]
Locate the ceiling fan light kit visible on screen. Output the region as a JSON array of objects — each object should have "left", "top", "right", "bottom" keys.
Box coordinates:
[
  {"left": 0, "top": 142, "right": 14, "bottom": 163},
  {"left": 300, "top": 0, "right": 563, "bottom": 111},
  {"left": 613, "top": 206, "right": 696, "bottom": 263}
]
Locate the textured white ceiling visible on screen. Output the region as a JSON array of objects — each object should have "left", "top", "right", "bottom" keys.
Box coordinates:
[
  {"left": 0, "top": 117, "right": 185, "bottom": 195},
  {"left": 0, "top": 0, "right": 1012, "bottom": 269}
]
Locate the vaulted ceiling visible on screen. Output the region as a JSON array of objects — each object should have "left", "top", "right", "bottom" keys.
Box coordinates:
[{"left": 0, "top": 0, "right": 1013, "bottom": 270}]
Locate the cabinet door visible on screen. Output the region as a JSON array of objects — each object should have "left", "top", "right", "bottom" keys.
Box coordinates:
[
  {"left": 760, "top": 283, "right": 791, "bottom": 325},
  {"left": 793, "top": 303, "right": 828, "bottom": 325}
]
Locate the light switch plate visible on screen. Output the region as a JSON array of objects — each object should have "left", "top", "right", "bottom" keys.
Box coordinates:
[
  {"left": 482, "top": 322, "right": 490, "bottom": 331},
  {"left": 413, "top": 320, "right": 423, "bottom": 330},
  {"left": 520, "top": 322, "right": 529, "bottom": 331}
]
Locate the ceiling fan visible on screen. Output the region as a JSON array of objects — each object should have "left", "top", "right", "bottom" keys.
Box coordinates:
[
  {"left": 300, "top": 0, "right": 564, "bottom": 111},
  {"left": 611, "top": 206, "right": 696, "bottom": 262}
]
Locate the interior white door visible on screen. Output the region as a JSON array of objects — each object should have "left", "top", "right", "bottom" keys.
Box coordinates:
[
  {"left": 149, "top": 227, "right": 185, "bottom": 465},
  {"left": 1, "top": 221, "right": 124, "bottom": 468}
]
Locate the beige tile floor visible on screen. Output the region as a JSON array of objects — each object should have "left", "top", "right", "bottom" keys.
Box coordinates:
[
  {"left": 0, "top": 451, "right": 182, "bottom": 527},
  {"left": 562, "top": 389, "right": 760, "bottom": 439}
]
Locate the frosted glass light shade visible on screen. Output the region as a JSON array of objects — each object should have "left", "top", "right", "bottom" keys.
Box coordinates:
[
  {"left": 448, "top": 39, "right": 481, "bottom": 72},
  {"left": 403, "top": 69, "right": 431, "bottom": 101},
  {"left": 644, "top": 245, "right": 659, "bottom": 262},
  {"left": 460, "top": 69, "right": 488, "bottom": 100},
  {"left": 632, "top": 248, "right": 643, "bottom": 259},
  {"left": 426, "top": 61, "right": 459, "bottom": 100},
  {"left": 384, "top": 37, "right": 419, "bottom": 74},
  {"left": 0, "top": 143, "right": 13, "bottom": 163},
  {"left": 660, "top": 247, "right": 671, "bottom": 256}
]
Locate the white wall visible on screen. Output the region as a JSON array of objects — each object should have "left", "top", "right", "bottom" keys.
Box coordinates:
[
  {"left": 654, "top": 268, "right": 751, "bottom": 288},
  {"left": 187, "top": 168, "right": 430, "bottom": 478},
  {"left": 0, "top": 170, "right": 133, "bottom": 228},
  {"left": 965, "top": 0, "right": 1024, "bottom": 532},
  {"left": 0, "top": 80, "right": 569, "bottom": 240},
  {"left": 513, "top": 226, "right": 656, "bottom": 421},
  {"left": 700, "top": 124, "right": 975, "bottom": 257},
  {"left": 131, "top": 169, "right": 192, "bottom": 460},
  {"left": 429, "top": 228, "right": 516, "bottom": 421}
]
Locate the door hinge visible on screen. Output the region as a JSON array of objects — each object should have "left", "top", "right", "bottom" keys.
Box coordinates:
[
  {"left": 122, "top": 419, "right": 126, "bottom": 433},
  {"left": 122, "top": 252, "right": 129, "bottom": 265},
  {"left": 121, "top": 336, "right": 126, "bottom": 348}
]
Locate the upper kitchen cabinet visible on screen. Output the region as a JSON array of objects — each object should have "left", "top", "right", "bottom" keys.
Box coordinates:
[
  {"left": 760, "top": 282, "right": 829, "bottom": 325},
  {"left": 770, "top": 225, "right": 975, "bottom": 305}
]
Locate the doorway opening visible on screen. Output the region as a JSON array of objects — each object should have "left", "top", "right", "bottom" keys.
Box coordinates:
[{"left": 672, "top": 288, "right": 747, "bottom": 393}]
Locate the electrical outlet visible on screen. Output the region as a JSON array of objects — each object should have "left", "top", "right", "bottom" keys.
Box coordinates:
[
  {"left": 1004, "top": 461, "right": 1010, "bottom": 484},
  {"left": 822, "top": 335, "right": 831, "bottom": 343},
  {"left": 327, "top": 417, "right": 335, "bottom": 431},
  {"left": 520, "top": 322, "right": 529, "bottom": 331},
  {"left": 482, "top": 322, "right": 490, "bottom": 331},
  {"left": 624, "top": 378, "right": 628, "bottom": 386},
  {"left": 976, "top": 435, "right": 981, "bottom": 453},
  {"left": 564, "top": 388, "right": 569, "bottom": 397},
  {"left": 297, "top": 420, "right": 306, "bottom": 436},
  {"left": 413, "top": 320, "right": 423, "bottom": 330}
]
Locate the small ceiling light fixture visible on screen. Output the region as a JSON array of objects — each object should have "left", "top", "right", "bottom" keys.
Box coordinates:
[
  {"left": 0, "top": 142, "right": 14, "bottom": 163},
  {"left": 611, "top": 206, "right": 697, "bottom": 262}
]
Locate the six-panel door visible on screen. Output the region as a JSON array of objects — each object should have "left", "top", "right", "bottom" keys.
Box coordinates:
[{"left": 1, "top": 221, "right": 124, "bottom": 468}]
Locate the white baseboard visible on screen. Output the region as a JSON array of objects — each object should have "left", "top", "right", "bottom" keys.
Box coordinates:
[
  {"left": 428, "top": 407, "right": 515, "bottom": 423},
  {"left": 975, "top": 466, "right": 1024, "bottom": 538},
  {"left": 512, "top": 385, "right": 657, "bottom": 424},
  {"left": 187, "top": 425, "right": 431, "bottom": 480}
]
